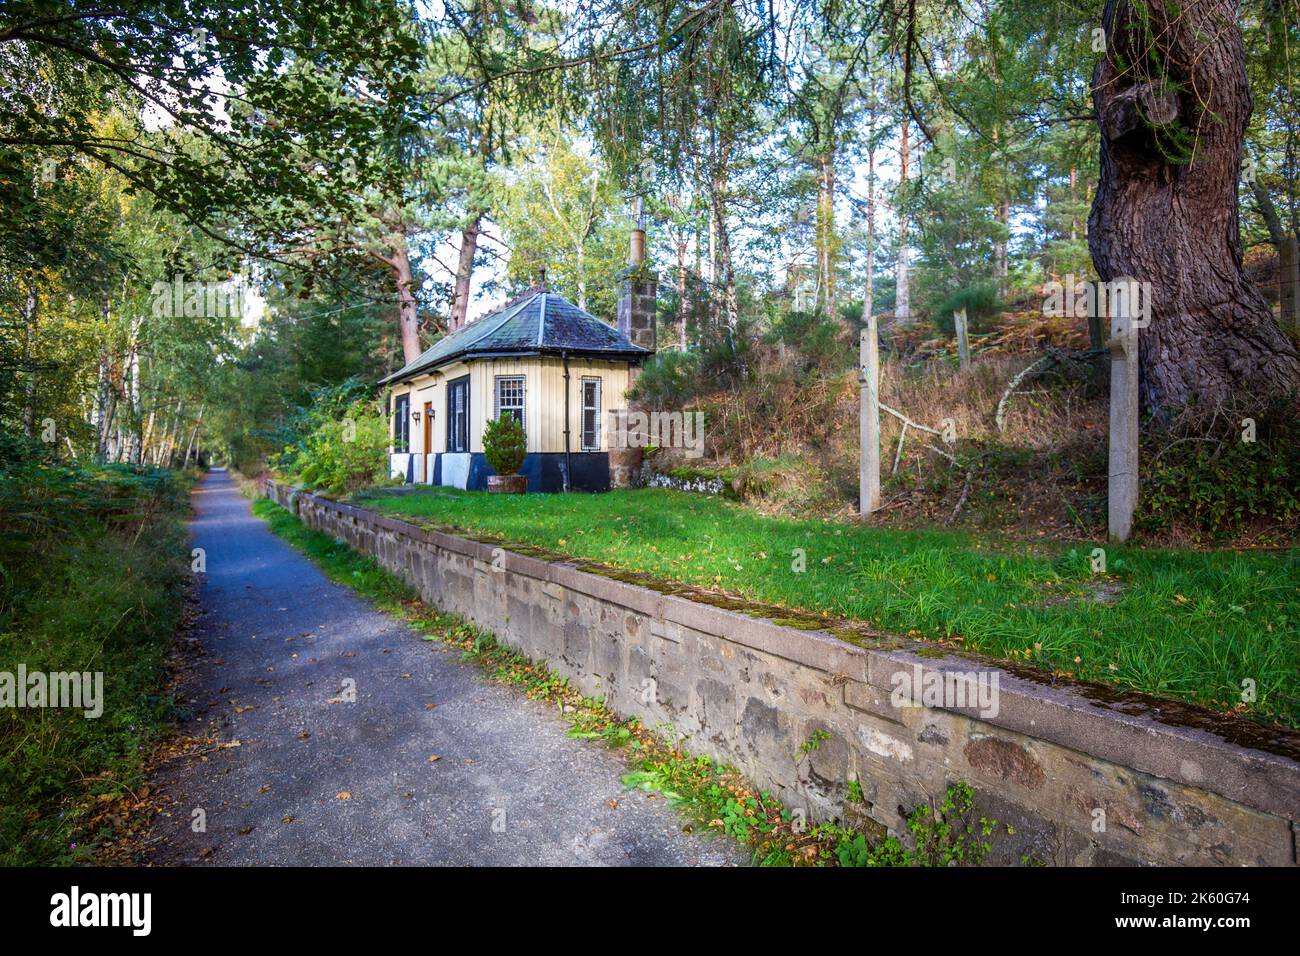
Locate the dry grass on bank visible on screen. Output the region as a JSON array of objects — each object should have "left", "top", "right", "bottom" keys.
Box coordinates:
[
  {"left": 651, "top": 308, "right": 1296, "bottom": 547},
  {"left": 660, "top": 339, "right": 1109, "bottom": 538}
]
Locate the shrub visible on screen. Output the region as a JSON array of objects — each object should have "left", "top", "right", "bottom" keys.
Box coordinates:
[
  {"left": 272, "top": 396, "right": 391, "bottom": 495},
  {"left": 767, "top": 307, "right": 849, "bottom": 374},
  {"left": 1138, "top": 401, "right": 1300, "bottom": 540},
  {"left": 628, "top": 349, "right": 703, "bottom": 406},
  {"left": 483, "top": 414, "right": 526, "bottom": 475},
  {"left": 265, "top": 377, "right": 372, "bottom": 477},
  {"left": 931, "top": 281, "right": 1001, "bottom": 335}
]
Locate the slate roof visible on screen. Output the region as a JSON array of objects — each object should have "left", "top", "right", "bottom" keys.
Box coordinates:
[{"left": 380, "top": 288, "right": 649, "bottom": 385}]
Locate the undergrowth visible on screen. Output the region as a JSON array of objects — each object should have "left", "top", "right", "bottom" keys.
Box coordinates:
[{"left": 0, "top": 442, "right": 194, "bottom": 865}]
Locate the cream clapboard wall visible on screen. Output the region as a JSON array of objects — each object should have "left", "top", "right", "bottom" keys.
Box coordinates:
[{"left": 389, "top": 356, "right": 633, "bottom": 456}]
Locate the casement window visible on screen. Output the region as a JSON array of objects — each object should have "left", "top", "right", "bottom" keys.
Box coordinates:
[
  {"left": 393, "top": 393, "right": 410, "bottom": 451},
  {"left": 580, "top": 377, "right": 602, "bottom": 452},
  {"left": 446, "top": 375, "right": 470, "bottom": 453},
  {"left": 494, "top": 375, "right": 526, "bottom": 430}
]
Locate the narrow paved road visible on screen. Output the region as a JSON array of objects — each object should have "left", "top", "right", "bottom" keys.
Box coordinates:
[{"left": 143, "top": 469, "right": 740, "bottom": 866}]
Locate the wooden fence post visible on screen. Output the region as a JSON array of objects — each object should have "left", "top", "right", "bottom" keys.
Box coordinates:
[
  {"left": 1107, "top": 290, "right": 1140, "bottom": 542},
  {"left": 954, "top": 306, "right": 970, "bottom": 370}
]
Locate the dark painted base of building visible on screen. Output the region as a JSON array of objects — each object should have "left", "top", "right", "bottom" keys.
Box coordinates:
[{"left": 396, "top": 452, "right": 610, "bottom": 493}]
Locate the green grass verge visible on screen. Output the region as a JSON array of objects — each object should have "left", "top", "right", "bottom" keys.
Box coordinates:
[
  {"left": 0, "top": 467, "right": 194, "bottom": 865},
  {"left": 251, "top": 496, "right": 1005, "bottom": 866},
  {"left": 358, "top": 487, "right": 1300, "bottom": 728}
]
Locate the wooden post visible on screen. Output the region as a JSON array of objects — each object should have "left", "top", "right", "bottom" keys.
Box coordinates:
[
  {"left": 1281, "top": 235, "right": 1299, "bottom": 335},
  {"left": 954, "top": 306, "right": 970, "bottom": 370},
  {"left": 1107, "top": 296, "right": 1140, "bottom": 543},
  {"left": 859, "top": 313, "right": 881, "bottom": 515}
]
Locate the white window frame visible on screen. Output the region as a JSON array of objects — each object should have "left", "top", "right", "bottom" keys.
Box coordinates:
[
  {"left": 580, "top": 377, "right": 602, "bottom": 452},
  {"left": 494, "top": 374, "right": 526, "bottom": 432}
]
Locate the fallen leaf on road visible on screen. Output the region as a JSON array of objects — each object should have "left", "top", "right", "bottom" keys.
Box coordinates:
[
  {"left": 239, "top": 826, "right": 254, "bottom": 836},
  {"left": 426, "top": 755, "right": 441, "bottom": 763},
  {"left": 606, "top": 800, "right": 618, "bottom": 809},
  {"left": 218, "top": 740, "right": 242, "bottom": 749},
  {"left": 281, "top": 815, "right": 295, "bottom": 824},
  {"left": 336, "top": 792, "right": 351, "bottom": 800},
  {"left": 258, "top": 785, "right": 271, "bottom": 794}
]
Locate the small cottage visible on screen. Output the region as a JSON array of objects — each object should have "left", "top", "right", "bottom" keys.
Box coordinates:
[{"left": 381, "top": 252, "right": 658, "bottom": 493}]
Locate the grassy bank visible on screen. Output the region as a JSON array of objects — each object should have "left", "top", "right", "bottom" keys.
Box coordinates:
[
  {"left": 360, "top": 486, "right": 1300, "bottom": 729},
  {"left": 0, "top": 453, "right": 193, "bottom": 865},
  {"left": 251, "top": 496, "right": 1007, "bottom": 866}
]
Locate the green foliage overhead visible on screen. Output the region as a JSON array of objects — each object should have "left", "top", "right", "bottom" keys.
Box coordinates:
[{"left": 1, "top": 0, "right": 428, "bottom": 266}]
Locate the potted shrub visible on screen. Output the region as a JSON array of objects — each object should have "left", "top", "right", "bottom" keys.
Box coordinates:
[{"left": 483, "top": 413, "right": 528, "bottom": 493}]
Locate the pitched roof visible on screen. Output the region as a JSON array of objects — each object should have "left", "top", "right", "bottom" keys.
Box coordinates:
[{"left": 380, "top": 289, "right": 649, "bottom": 385}]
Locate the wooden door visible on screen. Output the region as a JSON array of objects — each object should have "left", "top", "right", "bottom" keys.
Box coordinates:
[{"left": 422, "top": 401, "right": 433, "bottom": 481}]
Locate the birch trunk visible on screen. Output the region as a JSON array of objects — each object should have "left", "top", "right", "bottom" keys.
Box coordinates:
[{"left": 895, "top": 121, "right": 911, "bottom": 325}]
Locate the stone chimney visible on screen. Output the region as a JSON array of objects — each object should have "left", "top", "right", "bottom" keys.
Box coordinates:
[
  {"left": 609, "top": 199, "right": 657, "bottom": 490},
  {"left": 616, "top": 196, "right": 657, "bottom": 353}
]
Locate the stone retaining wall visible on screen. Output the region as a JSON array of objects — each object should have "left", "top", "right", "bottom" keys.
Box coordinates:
[{"left": 264, "top": 480, "right": 1300, "bottom": 866}]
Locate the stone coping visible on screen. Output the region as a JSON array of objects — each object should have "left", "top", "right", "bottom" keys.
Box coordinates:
[{"left": 265, "top": 480, "right": 1300, "bottom": 823}]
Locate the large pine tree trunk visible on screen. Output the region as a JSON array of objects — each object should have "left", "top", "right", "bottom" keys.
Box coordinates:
[
  {"left": 449, "top": 213, "right": 481, "bottom": 330},
  {"left": 1088, "top": 0, "right": 1300, "bottom": 414},
  {"left": 388, "top": 231, "right": 423, "bottom": 364}
]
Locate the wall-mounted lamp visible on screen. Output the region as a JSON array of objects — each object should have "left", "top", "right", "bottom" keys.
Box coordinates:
[{"left": 412, "top": 411, "right": 421, "bottom": 423}]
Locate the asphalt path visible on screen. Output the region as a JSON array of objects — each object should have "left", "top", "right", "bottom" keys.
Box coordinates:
[{"left": 142, "top": 469, "right": 740, "bottom": 867}]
